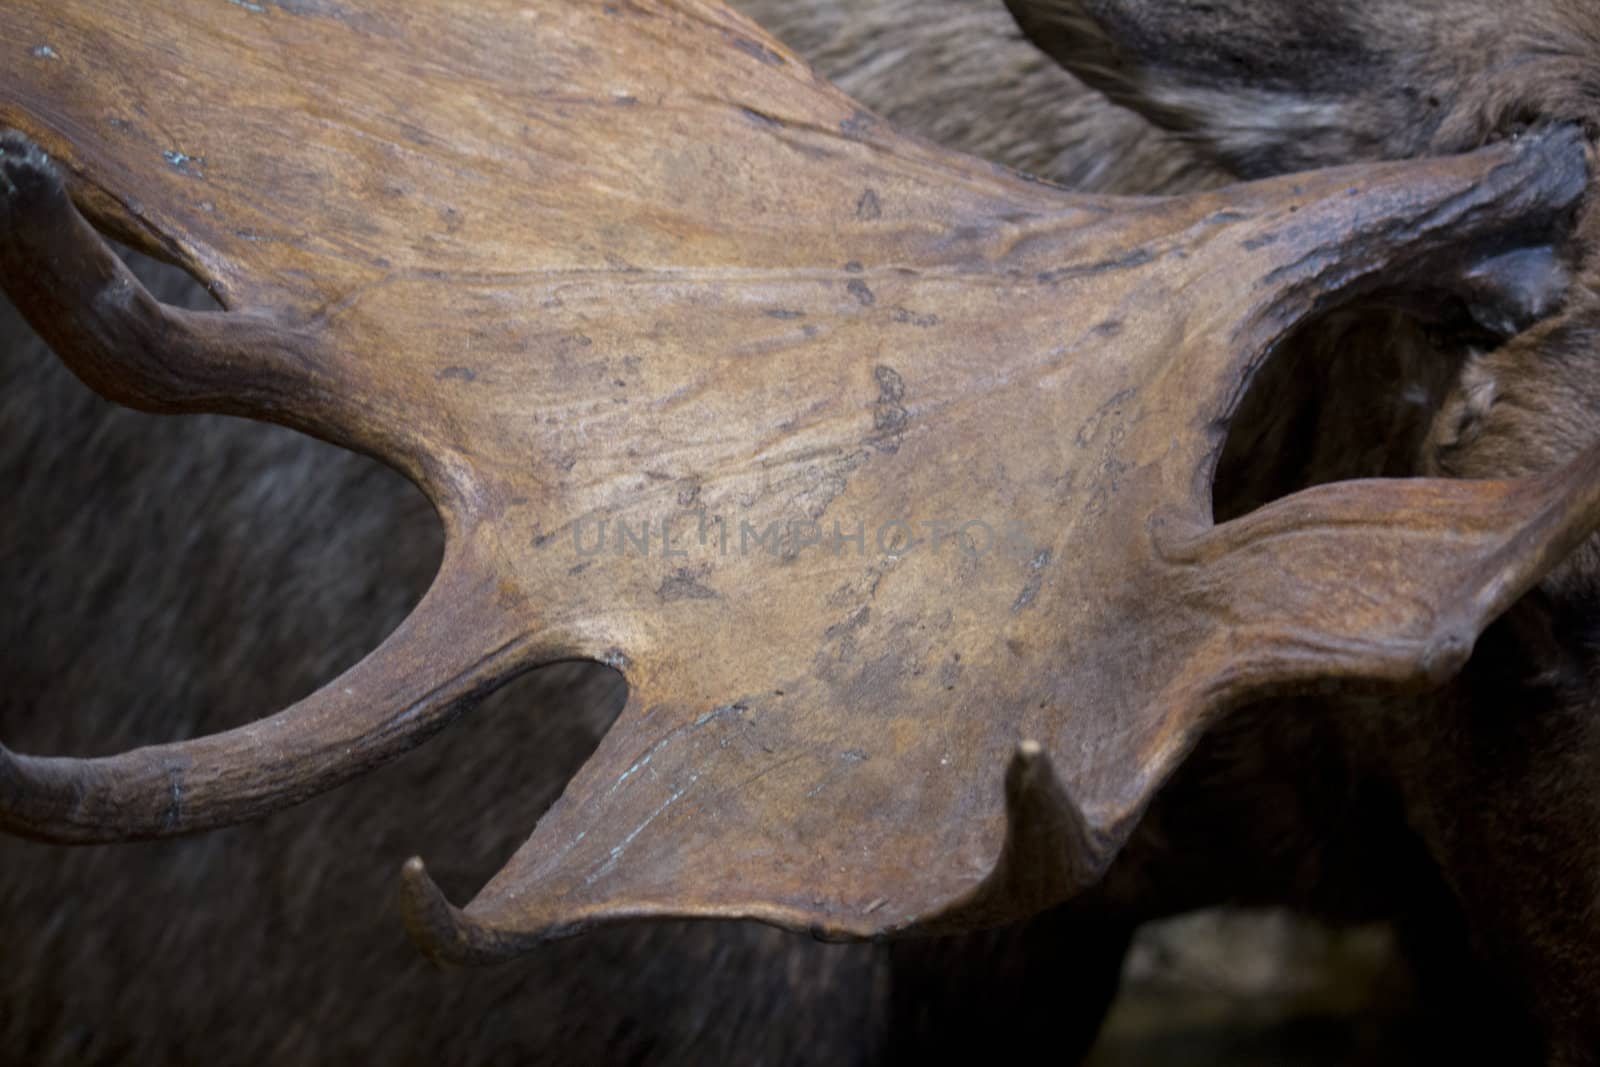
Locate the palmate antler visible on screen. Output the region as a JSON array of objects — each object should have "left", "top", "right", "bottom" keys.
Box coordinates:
[{"left": 2, "top": 0, "right": 1598, "bottom": 964}]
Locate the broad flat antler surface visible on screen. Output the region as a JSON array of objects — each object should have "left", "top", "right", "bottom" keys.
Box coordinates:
[{"left": 3, "top": 0, "right": 1599, "bottom": 963}]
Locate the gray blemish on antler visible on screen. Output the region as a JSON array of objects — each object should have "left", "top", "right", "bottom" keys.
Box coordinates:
[
  {"left": 870, "top": 366, "right": 907, "bottom": 453},
  {"left": 582, "top": 773, "right": 701, "bottom": 888},
  {"left": 1013, "top": 550, "right": 1055, "bottom": 613},
  {"left": 1075, "top": 387, "right": 1136, "bottom": 449},
  {"left": 739, "top": 106, "right": 782, "bottom": 130},
  {"left": 1037, "top": 247, "right": 1154, "bottom": 284},
  {"left": 839, "top": 109, "right": 874, "bottom": 138},
  {"left": 163, "top": 150, "right": 204, "bottom": 177},
  {"left": 657, "top": 569, "right": 719, "bottom": 602},
  {"left": 577, "top": 700, "right": 755, "bottom": 879},
  {"left": 824, "top": 606, "right": 872, "bottom": 645},
  {"left": 162, "top": 767, "right": 185, "bottom": 832},
  {"left": 729, "top": 35, "right": 785, "bottom": 67},
  {"left": 806, "top": 749, "right": 870, "bottom": 797},
  {"left": 606, "top": 702, "right": 747, "bottom": 801},
  {"left": 890, "top": 307, "right": 938, "bottom": 328},
  {"left": 271, "top": 0, "right": 355, "bottom": 17}
]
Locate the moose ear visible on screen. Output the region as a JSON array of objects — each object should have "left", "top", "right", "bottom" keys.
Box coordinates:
[{"left": 1002, "top": 0, "right": 1500, "bottom": 177}]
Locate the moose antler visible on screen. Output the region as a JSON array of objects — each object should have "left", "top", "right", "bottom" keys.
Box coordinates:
[{"left": 2, "top": 0, "right": 1598, "bottom": 962}]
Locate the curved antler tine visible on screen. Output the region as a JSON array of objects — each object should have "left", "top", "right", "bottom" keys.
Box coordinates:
[
  {"left": 987, "top": 739, "right": 1103, "bottom": 910},
  {"left": 1195, "top": 125, "right": 1588, "bottom": 392},
  {"left": 917, "top": 740, "right": 1105, "bottom": 933},
  {"left": 0, "top": 129, "right": 347, "bottom": 436},
  {"left": 0, "top": 552, "right": 535, "bottom": 843},
  {"left": 1171, "top": 438, "right": 1600, "bottom": 704},
  {"left": 1464, "top": 440, "right": 1600, "bottom": 623},
  {"left": 399, "top": 857, "right": 544, "bottom": 966}
]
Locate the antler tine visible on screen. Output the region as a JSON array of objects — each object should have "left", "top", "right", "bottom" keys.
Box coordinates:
[
  {"left": 1196, "top": 125, "right": 1589, "bottom": 410},
  {"left": 916, "top": 740, "right": 1106, "bottom": 933},
  {"left": 0, "top": 554, "right": 537, "bottom": 843},
  {"left": 0, "top": 130, "right": 361, "bottom": 448},
  {"left": 999, "top": 739, "right": 1098, "bottom": 902},
  {"left": 400, "top": 858, "right": 543, "bottom": 966},
  {"left": 1464, "top": 439, "right": 1600, "bottom": 625},
  {"left": 984, "top": 739, "right": 1102, "bottom": 911},
  {"left": 1168, "top": 437, "right": 1600, "bottom": 710},
  {"left": 0, "top": 129, "right": 573, "bottom": 843}
]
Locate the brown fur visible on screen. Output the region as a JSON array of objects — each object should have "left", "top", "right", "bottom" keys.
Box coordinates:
[
  {"left": 744, "top": 0, "right": 1224, "bottom": 193},
  {"left": 1006, "top": 0, "right": 1600, "bottom": 176}
]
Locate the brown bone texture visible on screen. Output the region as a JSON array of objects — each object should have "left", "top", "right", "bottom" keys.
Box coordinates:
[{"left": 1, "top": 0, "right": 1598, "bottom": 963}]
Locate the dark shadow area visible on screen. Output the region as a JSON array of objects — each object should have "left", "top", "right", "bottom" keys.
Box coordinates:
[
  {"left": 1, "top": 243, "right": 450, "bottom": 753},
  {"left": 1212, "top": 297, "right": 1495, "bottom": 522}
]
